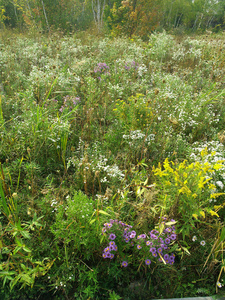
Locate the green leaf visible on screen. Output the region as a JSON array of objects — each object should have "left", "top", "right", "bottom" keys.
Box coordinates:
[
  {"left": 182, "top": 247, "right": 191, "bottom": 255},
  {"left": 219, "top": 227, "right": 225, "bottom": 243},
  {"left": 13, "top": 245, "right": 22, "bottom": 255},
  {"left": 23, "top": 246, "right": 32, "bottom": 253},
  {"left": 20, "top": 264, "right": 27, "bottom": 272},
  {"left": 20, "top": 231, "right": 30, "bottom": 239},
  {"left": 165, "top": 221, "right": 177, "bottom": 226},
  {"left": 15, "top": 237, "right": 23, "bottom": 247},
  {"left": 98, "top": 210, "right": 110, "bottom": 216}
]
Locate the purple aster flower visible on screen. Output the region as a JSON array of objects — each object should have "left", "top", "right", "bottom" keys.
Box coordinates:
[
  {"left": 106, "top": 252, "right": 111, "bottom": 258},
  {"left": 109, "top": 233, "right": 116, "bottom": 240},
  {"left": 145, "top": 259, "right": 151, "bottom": 265},
  {"left": 105, "top": 223, "right": 112, "bottom": 228},
  {"left": 109, "top": 245, "right": 114, "bottom": 251},
  {"left": 169, "top": 256, "right": 175, "bottom": 264},
  {"left": 150, "top": 234, "right": 158, "bottom": 240},
  {"left": 121, "top": 261, "right": 128, "bottom": 267},
  {"left": 102, "top": 252, "right": 107, "bottom": 258},
  {"left": 104, "top": 247, "right": 110, "bottom": 252},
  {"left": 170, "top": 234, "right": 177, "bottom": 240},
  {"left": 141, "top": 234, "right": 146, "bottom": 239},
  {"left": 109, "top": 241, "right": 115, "bottom": 247},
  {"left": 164, "top": 254, "right": 169, "bottom": 260},
  {"left": 157, "top": 247, "right": 163, "bottom": 254},
  {"left": 146, "top": 241, "right": 152, "bottom": 246},
  {"left": 124, "top": 237, "right": 130, "bottom": 243},
  {"left": 102, "top": 227, "right": 107, "bottom": 233},
  {"left": 137, "top": 245, "right": 142, "bottom": 249},
  {"left": 150, "top": 247, "right": 156, "bottom": 253},
  {"left": 165, "top": 238, "right": 170, "bottom": 244},
  {"left": 113, "top": 245, "right": 118, "bottom": 251},
  {"left": 129, "top": 231, "right": 136, "bottom": 238},
  {"left": 110, "top": 253, "right": 114, "bottom": 259},
  {"left": 152, "top": 252, "right": 158, "bottom": 257}
]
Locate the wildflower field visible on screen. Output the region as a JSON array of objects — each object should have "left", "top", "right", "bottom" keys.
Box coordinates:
[{"left": 0, "top": 30, "right": 225, "bottom": 299}]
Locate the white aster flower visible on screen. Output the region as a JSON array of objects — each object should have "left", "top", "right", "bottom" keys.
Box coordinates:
[
  {"left": 200, "top": 240, "right": 206, "bottom": 246},
  {"left": 192, "top": 236, "right": 197, "bottom": 242},
  {"left": 216, "top": 181, "right": 224, "bottom": 189}
]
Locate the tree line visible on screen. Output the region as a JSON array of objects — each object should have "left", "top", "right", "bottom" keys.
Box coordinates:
[{"left": 0, "top": 0, "right": 225, "bottom": 37}]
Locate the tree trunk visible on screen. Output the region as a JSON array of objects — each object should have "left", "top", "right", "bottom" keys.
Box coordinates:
[
  {"left": 40, "top": 0, "right": 50, "bottom": 32},
  {"left": 92, "top": 0, "right": 106, "bottom": 32}
]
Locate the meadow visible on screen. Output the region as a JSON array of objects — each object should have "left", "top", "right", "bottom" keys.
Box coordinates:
[{"left": 0, "top": 29, "right": 225, "bottom": 299}]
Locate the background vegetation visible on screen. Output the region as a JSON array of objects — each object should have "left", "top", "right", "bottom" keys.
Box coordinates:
[{"left": 0, "top": 0, "right": 225, "bottom": 36}]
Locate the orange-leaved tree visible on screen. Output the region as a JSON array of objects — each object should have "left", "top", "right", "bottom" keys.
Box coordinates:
[{"left": 105, "top": 0, "right": 162, "bottom": 39}]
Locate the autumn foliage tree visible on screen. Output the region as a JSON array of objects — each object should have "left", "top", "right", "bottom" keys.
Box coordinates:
[{"left": 105, "top": 0, "right": 162, "bottom": 39}]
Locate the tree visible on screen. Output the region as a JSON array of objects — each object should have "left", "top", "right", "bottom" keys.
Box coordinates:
[
  {"left": 105, "top": 0, "right": 162, "bottom": 39},
  {"left": 92, "top": 0, "right": 106, "bottom": 31}
]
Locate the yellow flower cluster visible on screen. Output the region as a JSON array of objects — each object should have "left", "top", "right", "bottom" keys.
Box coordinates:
[{"left": 152, "top": 148, "right": 225, "bottom": 223}]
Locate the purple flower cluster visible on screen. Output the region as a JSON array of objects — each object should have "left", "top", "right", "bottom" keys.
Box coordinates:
[
  {"left": 102, "top": 219, "right": 134, "bottom": 265},
  {"left": 146, "top": 220, "right": 177, "bottom": 265},
  {"left": 59, "top": 95, "right": 80, "bottom": 113},
  {"left": 124, "top": 60, "right": 139, "bottom": 71},
  {"left": 94, "top": 62, "right": 110, "bottom": 80},
  {"left": 101, "top": 218, "right": 177, "bottom": 267},
  {"left": 102, "top": 240, "right": 118, "bottom": 259}
]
